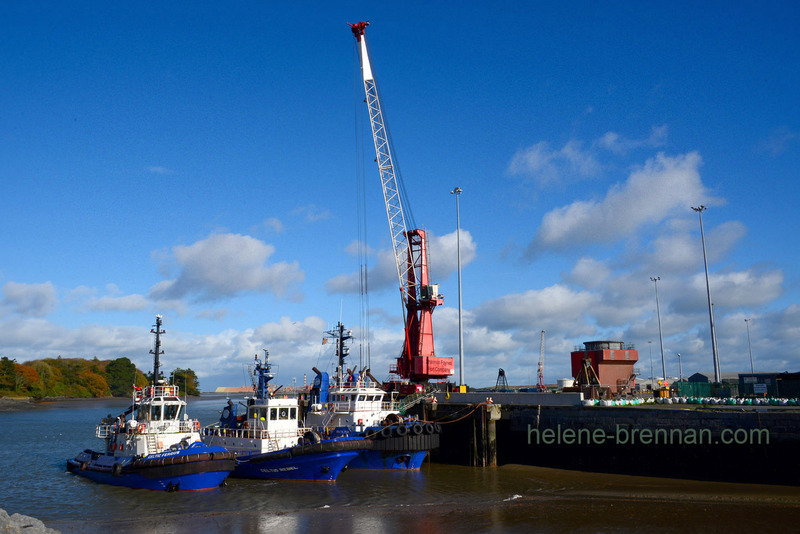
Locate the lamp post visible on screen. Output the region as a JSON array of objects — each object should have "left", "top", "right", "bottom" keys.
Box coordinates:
[
  {"left": 677, "top": 352, "right": 683, "bottom": 382},
  {"left": 451, "top": 186, "right": 464, "bottom": 386},
  {"left": 651, "top": 276, "right": 667, "bottom": 386},
  {"left": 648, "top": 341, "right": 654, "bottom": 389},
  {"left": 745, "top": 318, "right": 754, "bottom": 373},
  {"left": 692, "top": 205, "right": 720, "bottom": 383}
]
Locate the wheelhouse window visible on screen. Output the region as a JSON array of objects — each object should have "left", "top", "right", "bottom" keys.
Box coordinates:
[
  {"left": 150, "top": 405, "right": 163, "bottom": 421},
  {"left": 164, "top": 404, "right": 182, "bottom": 420},
  {"left": 136, "top": 404, "right": 162, "bottom": 421}
]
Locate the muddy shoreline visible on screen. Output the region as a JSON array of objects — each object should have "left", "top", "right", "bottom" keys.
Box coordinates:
[
  {"left": 0, "top": 396, "right": 120, "bottom": 412},
  {"left": 0, "top": 395, "right": 207, "bottom": 412}
]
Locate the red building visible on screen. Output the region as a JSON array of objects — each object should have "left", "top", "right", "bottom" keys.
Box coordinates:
[{"left": 571, "top": 341, "right": 638, "bottom": 395}]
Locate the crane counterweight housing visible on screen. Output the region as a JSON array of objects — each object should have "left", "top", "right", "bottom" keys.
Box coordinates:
[{"left": 349, "top": 21, "right": 455, "bottom": 387}]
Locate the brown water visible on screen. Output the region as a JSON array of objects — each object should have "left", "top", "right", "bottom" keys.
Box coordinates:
[
  {"left": 47, "top": 464, "right": 800, "bottom": 533},
  {"left": 3, "top": 397, "right": 798, "bottom": 533}
]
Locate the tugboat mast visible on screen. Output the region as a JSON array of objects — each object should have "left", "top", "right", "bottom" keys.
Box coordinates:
[
  {"left": 150, "top": 315, "right": 165, "bottom": 385},
  {"left": 324, "top": 322, "right": 353, "bottom": 385},
  {"left": 254, "top": 349, "right": 275, "bottom": 400}
]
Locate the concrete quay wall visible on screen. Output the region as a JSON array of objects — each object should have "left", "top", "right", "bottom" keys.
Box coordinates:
[{"left": 418, "top": 400, "right": 800, "bottom": 485}]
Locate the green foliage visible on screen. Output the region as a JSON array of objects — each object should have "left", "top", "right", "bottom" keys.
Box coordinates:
[
  {"left": 0, "top": 357, "right": 149, "bottom": 399},
  {"left": 14, "top": 363, "right": 40, "bottom": 394},
  {"left": 0, "top": 357, "right": 17, "bottom": 392},
  {"left": 134, "top": 369, "right": 149, "bottom": 388},
  {"left": 80, "top": 369, "right": 110, "bottom": 397},
  {"left": 105, "top": 357, "right": 138, "bottom": 397},
  {"left": 171, "top": 368, "right": 201, "bottom": 396}
]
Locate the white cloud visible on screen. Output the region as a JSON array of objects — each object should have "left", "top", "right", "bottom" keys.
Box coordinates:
[
  {"left": 598, "top": 125, "right": 668, "bottom": 155},
  {"left": 150, "top": 233, "right": 304, "bottom": 302},
  {"left": 292, "top": 204, "right": 332, "bottom": 223},
  {"left": 705, "top": 221, "right": 747, "bottom": 264},
  {"left": 757, "top": 127, "right": 799, "bottom": 156},
  {"left": 650, "top": 232, "right": 702, "bottom": 274},
  {"left": 325, "top": 230, "right": 477, "bottom": 295},
  {"left": 703, "top": 269, "right": 784, "bottom": 309},
  {"left": 83, "top": 294, "right": 149, "bottom": 312},
  {"left": 567, "top": 257, "right": 611, "bottom": 289},
  {"left": 0, "top": 317, "right": 145, "bottom": 360},
  {"left": 325, "top": 247, "right": 396, "bottom": 294},
  {"left": 427, "top": 230, "right": 477, "bottom": 280},
  {"left": 508, "top": 140, "right": 601, "bottom": 184},
  {"left": 259, "top": 217, "right": 284, "bottom": 234},
  {"left": 508, "top": 127, "right": 668, "bottom": 185},
  {"left": 528, "top": 151, "right": 708, "bottom": 255},
  {"left": 474, "top": 284, "right": 601, "bottom": 332},
  {"left": 195, "top": 308, "right": 229, "bottom": 321},
  {"left": 1, "top": 281, "right": 58, "bottom": 317}
]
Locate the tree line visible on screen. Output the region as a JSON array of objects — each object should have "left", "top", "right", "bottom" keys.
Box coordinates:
[{"left": 0, "top": 356, "right": 200, "bottom": 398}]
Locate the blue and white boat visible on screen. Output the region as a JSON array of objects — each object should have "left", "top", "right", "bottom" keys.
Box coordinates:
[
  {"left": 304, "top": 322, "right": 441, "bottom": 470},
  {"left": 67, "top": 316, "right": 236, "bottom": 491},
  {"left": 201, "top": 350, "right": 365, "bottom": 481}
]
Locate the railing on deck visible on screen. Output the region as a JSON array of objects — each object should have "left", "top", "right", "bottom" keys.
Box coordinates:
[
  {"left": 202, "top": 426, "right": 309, "bottom": 441},
  {"left": 325, "top": 400, "right": 398, "bottom": 413},
  {"left": 132, "top": 384, "right": 182, "bottom": 403},
  {"left": 399, "top": 391, "right": 436, "bottom": 411},
  {"left": 95, "top": 418, "right": 198, "bottom": 438}
]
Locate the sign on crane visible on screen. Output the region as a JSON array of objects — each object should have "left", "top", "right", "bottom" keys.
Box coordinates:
[{"left": 349, "top": 21, "right": 454, "bottom": 388}]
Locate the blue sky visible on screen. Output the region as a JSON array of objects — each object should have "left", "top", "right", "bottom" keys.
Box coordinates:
[{"left": 2, "top": 2, "right": 799, "bottom": 390}]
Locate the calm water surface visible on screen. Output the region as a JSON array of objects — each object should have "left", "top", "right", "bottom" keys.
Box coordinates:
[{"left": 1, "top": 395, "right": 799, "bottom": 533}]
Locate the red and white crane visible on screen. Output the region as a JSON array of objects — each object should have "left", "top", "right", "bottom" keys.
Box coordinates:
[
  {"left": 349, "top": 21, "right": 454, "bottom": 389},
  {"left": 537, "top": 330, "right": 546, "bottom": 391}
]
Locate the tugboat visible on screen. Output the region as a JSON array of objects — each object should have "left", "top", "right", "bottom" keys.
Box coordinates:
[
  {"left": 67, "top": 316, "right": 236, "bottom": 491},
  {"left": 304, "top": 322, "right": 441, "bottom": 470},
  {"left": 201, "top": 350, "right": 366, "bottom": 481}
]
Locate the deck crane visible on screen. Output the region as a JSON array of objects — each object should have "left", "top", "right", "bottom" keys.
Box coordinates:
[
  {"left": 349, "top": 21, "right": 455, "bottom": 390},
  {"left": 537, "top": 330, "right": 545, "bottom": 391}
]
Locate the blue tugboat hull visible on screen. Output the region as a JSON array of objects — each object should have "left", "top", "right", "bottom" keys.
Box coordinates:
[
  {"left": 233, "top": 450, "right": 359, "bottom": 481},
  {"left": 326, "top": 424, "right": 439, "bottom": 470},
  {"left": 347, "top": 449, "right": 428, "bottom": 470},
  {"left": 231, "top": 439, "right": 366, "bottom": 481},
  {"left": 67, "top": 444, "right": 236, "bottom": 491}
]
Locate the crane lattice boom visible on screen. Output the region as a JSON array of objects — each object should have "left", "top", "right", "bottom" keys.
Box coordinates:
[
  {"left": 537, "top": 330, "right": 545, "bottom": 391},
  {"left": 349, "top": 21, "right": 411, "bottom": 297},
  {"left": 349, "top": 21, "right": 454, "bottom": 384}
]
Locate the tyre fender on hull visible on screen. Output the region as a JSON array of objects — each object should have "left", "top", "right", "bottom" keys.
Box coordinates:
[
  {"left": 303, "top": 431, "right": 321, "bottom": 444},
  {"left": 112, "top": 463, "right": 122, "bottom": 477}
]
